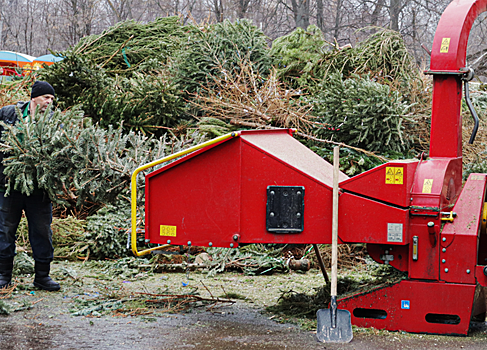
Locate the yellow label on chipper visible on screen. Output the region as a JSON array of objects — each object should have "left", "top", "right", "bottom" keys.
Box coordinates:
[
  {"left": 440, "top": 38, "right": 451, "bottom": 53},
  {"left": 385, "top": 167, "right": 404, "bottom": 185},
  {"left": 422, "top": 179, "right": 433, "bottom": 194},
  {"left": 160, "top": 225, "right": 177, "bottom": 237}
]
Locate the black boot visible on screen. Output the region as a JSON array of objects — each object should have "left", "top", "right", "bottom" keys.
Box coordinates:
[
  {"left": 0, "top": 257, "right": 13, "bottom": 289},
  {"left": 33, "top": 262, "right": 60, "bottom": 291}
]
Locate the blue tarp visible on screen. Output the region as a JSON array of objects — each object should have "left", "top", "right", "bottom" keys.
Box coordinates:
[
  {"left": 0, "top": 51, "right": 34, "bottom": 62},
  {"left": 34, "top": 54, "right": 63, "bottom": 63}
]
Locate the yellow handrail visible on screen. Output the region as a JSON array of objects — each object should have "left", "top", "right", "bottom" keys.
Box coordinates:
[{"left": 131, "top": 132, "right": 239, "bottom": 256}]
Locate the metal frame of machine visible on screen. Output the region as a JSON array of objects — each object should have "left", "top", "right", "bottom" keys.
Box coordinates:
[{"left": 131, "top": 0, "right": 487, "bottom": 335}]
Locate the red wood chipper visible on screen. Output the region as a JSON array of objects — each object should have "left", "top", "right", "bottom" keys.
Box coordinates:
[{"left": 131, "top": 0, "right": 487, "bottom": 336}]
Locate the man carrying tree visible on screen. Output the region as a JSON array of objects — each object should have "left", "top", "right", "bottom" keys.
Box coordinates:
[{"left": 0, "top": 80, "right": 60, "bottom": 291}]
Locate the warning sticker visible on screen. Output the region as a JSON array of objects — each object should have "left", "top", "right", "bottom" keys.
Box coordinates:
[
  {"left": 160, "top": 225, "right": 177, "bottom": 237},
  {"left": 394, "top": 167, "right": 403, "bottom": 185},
  {"left": 387, "top": 223, "right": 403, "bottom": 243},
  {"left": 385, "top": 167, "right": 404, "bottom": 185},
  {"left": 440, "top": 38, "right": 451, "bottom": 53},
  {"left": 422, "top": 179, "right": 433, "bottom": 194}
]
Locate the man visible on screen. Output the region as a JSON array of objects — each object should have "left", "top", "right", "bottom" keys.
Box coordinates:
[{"left": 0, "top": 80, "right": 60, "bottom": 291}]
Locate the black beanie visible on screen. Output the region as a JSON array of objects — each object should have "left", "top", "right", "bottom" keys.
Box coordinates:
[{"left": 31, "top": 81, "right": 55, "bottom": 99}]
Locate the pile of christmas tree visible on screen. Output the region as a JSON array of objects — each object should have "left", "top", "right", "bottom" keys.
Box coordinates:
[{"left": 0, "top": 19, "right": 444, "bottom": 259}]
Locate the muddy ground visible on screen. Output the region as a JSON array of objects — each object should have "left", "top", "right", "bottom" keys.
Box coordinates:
[{"left": 1, "top": 260, "right": 487, "bottom": 350}]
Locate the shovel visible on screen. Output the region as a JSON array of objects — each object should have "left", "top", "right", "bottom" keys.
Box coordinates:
[{"left": 316, "top": 146, "right": 353, "bottom": 343}]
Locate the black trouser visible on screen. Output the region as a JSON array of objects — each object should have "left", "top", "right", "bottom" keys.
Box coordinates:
[{"left": 0, "top": 191, "right": 53, "bottom": 263}]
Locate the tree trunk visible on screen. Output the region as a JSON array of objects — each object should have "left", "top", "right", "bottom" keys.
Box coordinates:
[
  {"left": 237, "top": 0, "right": 251, "bottom": 18},
  {"left": 316, "top": 0, "right": 324, "bottom": 31},
  {"left": 0, "top": 18, "right": 3, "bottom": 48},
  {"left": 371, "top": 0, "right": 385, "bottom": 26},
  {"left": 213, "top": 0, "right": 224, "bottom": 22},
  {"left": 333, "top": 0, "right": 343, "bottom": 39},
  {"left": 290, "top": 0, "right": 310, "bottom": 29},
  {"left": 105, "top": 0, "right": 122, "bottom": 22},
  {"left": 389, "top": 0, "right": 402, "bottom": 31}
]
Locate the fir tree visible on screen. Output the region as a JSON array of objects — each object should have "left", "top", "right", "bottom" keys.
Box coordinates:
[{"left": 0, "top": 105, "right": 205, "bottom": 213}]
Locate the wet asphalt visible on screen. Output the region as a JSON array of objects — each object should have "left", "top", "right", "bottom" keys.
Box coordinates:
[{"left": 2, "top": 302, "right": 487, "bottom": 350}]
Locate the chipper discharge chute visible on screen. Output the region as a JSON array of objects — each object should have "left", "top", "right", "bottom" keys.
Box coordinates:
[{"left": 132, "top": 0, "right": 487, "bottom": 337}]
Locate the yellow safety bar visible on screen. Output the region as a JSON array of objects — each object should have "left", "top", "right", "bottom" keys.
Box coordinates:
[{"left": 131, "top": 132, "right": 239, "bottom": 256}]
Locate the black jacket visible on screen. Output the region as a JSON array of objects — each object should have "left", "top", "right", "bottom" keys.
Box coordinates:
[{"left": 0, "top": 101, "right": 29, "bottom": 185}]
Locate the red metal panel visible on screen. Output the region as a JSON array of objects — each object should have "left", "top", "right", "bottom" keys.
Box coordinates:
[
  {"left": 239, "top": 130, "right": 349, "bottom": 187},
  {"left": 145, "top": 137, "right": 242, "bottom": 247},
  {"left": 240, "top": 134, "right": 338, "bottom": 243},
  {"left": 237, "top": 130, "right": 350, "bottom": 244},
  {"left": 410, "top": 158, "right": 462, "bottom": 210},
  {"left": 429, "top": 0, "right": 487, "bottom": 158},
  {"left": 440, "top": 233, "right": 477, "bottom": 284},
  {"left": 429, "top": 77, "right": 463, "bottom": 158},
  {"left": 339, "top": 192, "right": 409, "bottom": 244},
  {"left": 408, "top": 220, "right": 440, "bottom": 280},
  {"left": 407, "top": 158, "right": 462, "bottom": 280},
  {"left": 338, "top": 280, "right": 479, "bottom": 335},
  {"left": 340, "top": 160, "right": 418, "bottom": 208},
  {"left": 440, "top": 173, "right": 487, "bottom": 284}
]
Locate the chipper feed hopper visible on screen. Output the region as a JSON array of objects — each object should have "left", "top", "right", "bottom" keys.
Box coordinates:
[{"left": 131, "top": 0, "right": 487, "bottom": 335}]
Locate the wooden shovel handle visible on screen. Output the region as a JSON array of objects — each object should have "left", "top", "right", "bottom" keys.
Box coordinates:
[{"left": 331, "top": 146, "right": 339, "bottom": 297}]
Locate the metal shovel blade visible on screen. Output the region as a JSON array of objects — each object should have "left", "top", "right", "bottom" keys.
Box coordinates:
[{"left": 316, "top": 308, "right": 353, "bottom": 343}]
